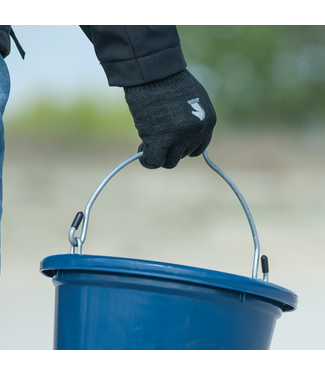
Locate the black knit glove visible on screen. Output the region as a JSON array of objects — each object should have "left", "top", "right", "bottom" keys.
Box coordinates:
[{"left": 124, "top": 69, "right": 217, "bottom": 169}]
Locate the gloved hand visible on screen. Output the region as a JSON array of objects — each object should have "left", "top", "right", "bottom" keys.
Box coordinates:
[{"left": 124, "top": 69, "right": 217, "bottom": 169}]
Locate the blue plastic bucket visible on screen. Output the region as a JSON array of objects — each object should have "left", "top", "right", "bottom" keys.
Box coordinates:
[
  {"left": 40, "top": 150, "right": 297, "bottom": 350},
  {"left": 40, "top": 254, "right": 297, "bottom": 350}
]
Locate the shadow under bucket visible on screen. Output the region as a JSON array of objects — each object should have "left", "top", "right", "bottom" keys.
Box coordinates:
[{"left": 40, "top": 150, "right": 297, "bottom": 350}]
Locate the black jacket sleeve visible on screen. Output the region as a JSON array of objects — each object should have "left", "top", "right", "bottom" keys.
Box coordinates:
[
  {"left": 80, "top": 25, "right": 187, "bottom": 87},
  {"left": 0, "top": 25, "right": 11, "bottom": 58}
]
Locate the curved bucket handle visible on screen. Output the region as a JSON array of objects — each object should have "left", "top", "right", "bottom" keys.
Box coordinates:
[{"left": 69, "top": 149, "right": 261, "bottom": 279}]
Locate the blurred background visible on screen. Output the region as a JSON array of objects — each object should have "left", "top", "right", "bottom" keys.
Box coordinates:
[{"left": 0, "top": 25, "right": 324, "bottom": 349}]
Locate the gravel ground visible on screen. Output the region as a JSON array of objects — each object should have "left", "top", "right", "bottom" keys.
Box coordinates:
[{"left": 0, "top": 128, "right": 324, "bottom": 350}]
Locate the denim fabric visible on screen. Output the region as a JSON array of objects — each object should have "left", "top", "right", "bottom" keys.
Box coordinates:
[{"left": 0, "top": 54, "right": 10, "bottom": 257}]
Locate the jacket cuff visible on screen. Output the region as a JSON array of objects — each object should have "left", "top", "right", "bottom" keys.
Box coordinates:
[
  {"left": 102, "top": 44, "right": 187, "bottom": 87},
  {"left": 0, "top": 29, "right": 10, "bottom": 58}
]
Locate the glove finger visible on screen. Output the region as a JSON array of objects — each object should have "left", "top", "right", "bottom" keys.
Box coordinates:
[
  {"left": 188, "top": 135, "right": 213, "bottom": 158},
  {"left": 138, "top": 142, "right": 168, "bottom": 169},
  {"left": 181, "top": 144, "right": 201, "bottom": 159},
  {"left": 163, "top": 146, "right": 186, "bottom": 169}
]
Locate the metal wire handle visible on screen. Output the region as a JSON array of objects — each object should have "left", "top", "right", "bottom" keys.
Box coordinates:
[
  {"left": 69, "top": 149, "right": 261, "bottom": 279},
  {"left": 202, "top": 150, "right": 260, "bottom": 279}
]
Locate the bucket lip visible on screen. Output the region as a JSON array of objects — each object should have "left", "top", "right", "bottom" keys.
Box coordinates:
[{"left": 40, "top": 253, "right": 298, "bottom": 312}]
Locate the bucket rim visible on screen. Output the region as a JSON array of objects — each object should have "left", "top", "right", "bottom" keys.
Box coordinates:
[{"left": 40, "top": 253, "right": 297, "bottom": 312}]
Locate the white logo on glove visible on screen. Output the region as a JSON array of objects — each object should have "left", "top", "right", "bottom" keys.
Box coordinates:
[{"left": 187, "top": 98, "right": 205, "bottom": 121}]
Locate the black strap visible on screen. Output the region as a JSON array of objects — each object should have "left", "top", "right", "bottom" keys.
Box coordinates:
[{"left": 9, "top": 28, "right": 25, "bottom": 59}]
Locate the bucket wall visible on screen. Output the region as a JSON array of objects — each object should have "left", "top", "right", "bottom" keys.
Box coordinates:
[{"left": 52, "top": 269, "right": 283, "bottom": 350}]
